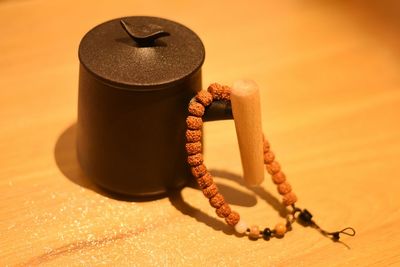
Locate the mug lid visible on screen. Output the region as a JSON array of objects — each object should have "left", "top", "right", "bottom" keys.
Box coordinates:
[{"left": 78, "top": 16, "right": 205, "bottom": 91}]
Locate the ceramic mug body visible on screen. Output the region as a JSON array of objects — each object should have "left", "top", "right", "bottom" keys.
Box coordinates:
[{"left": 77, "top": 66, "right": 202, "bottom": 196}]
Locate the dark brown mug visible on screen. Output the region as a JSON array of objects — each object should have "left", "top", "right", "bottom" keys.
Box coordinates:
[{"left": 77, "top": 16, "right": 232, "bottom": 197}]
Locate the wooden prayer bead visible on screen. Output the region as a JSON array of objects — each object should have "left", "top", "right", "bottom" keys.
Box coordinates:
[
  {"left": 207, "top": 83, "right": 231, "bottom": 101},
  {"left": 272, "top": 171, "right": 286, "bottom": 184},
  {"left": 274, "top": 222, "right": 287, "bottom": 236},
  {"left": 221, "top": 85, "right": 231, "bottom": 100},
  {"left": 282, "top": 191, "right": 298, "bottom": 206},
  {"left": 207, "top": 83, "right": 223, "bottom": 100},
  {"left": 186, "top": 116, "right": 203, "bottom": 130},
  {"left": 186, "top": 130, "right": 202, "bottom": 142},
  {"left": 277, "top": 181, "right": 292, "bottom": 195},
  {"left": 216, "top": 203, "right": 231, "bottom": 218},
  {"left": 188, "top": 100, "right": 205, "bottom": 117},
  {"left": 209, "top": 193, "right": 225, "bottom": 208},
  {"left": 202, "top": 183, "right": 219, "bottom": 198},
  {"left": 187, "top": 153, "right": 203, "bottom": 166},
  {"left": 197, "top": 173, "right": 214, "bottom": 189},
  {"left": 263, "top": 138, "right": 270, "bottom": 153},
  {"left": 249, "top": 225, "right": 260, "bottom": 239},
  {"left": 225, "top": 211, "right": 240, "bottom": 226},
  {"left": 185, "top": 142, "right": 202, "bottom": 155},
  {"left": 266, "top": 161, "right": 281, "bottom": 175},
  {"left": 195, "top": 90, "right": 213, "bottom": 106},
  {"left": 263, "top": 151, "right": 275, "bottom": 164},
  {"left": 191, "top": 164, "right": 207, "bottom": 178}
]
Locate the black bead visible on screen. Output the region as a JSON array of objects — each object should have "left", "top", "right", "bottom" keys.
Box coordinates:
[
  {"left": 298, "top": 209, "right": 313, "bottom": 224},
  {"left": 332, "top": 232, "right": 340, "bottom": 241},
  {"left": 263, "top": 228, "right": 272, "bottom": 239}
]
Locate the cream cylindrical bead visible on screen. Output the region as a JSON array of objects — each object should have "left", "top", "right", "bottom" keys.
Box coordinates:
[{"left": 234, "top": 219, "right": 248, "bottom": 234}]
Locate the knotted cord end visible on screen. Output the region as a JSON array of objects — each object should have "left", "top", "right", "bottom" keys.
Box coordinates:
[{"left": 291, "top": 204, "right": 356, "bottom": 241}]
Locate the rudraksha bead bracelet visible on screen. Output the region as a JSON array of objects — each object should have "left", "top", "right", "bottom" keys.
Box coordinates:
[{"left": 185, "top": 83, "right": 356, "bottom": 241}]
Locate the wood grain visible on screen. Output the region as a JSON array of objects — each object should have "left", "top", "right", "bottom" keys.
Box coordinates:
[{"left": 1, "top": 0, "right": 400, "bottom": 266}]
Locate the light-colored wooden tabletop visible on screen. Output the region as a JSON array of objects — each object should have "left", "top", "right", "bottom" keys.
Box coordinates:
[{"left": 1, "top": 0, "right": 400, "bottom": 266}]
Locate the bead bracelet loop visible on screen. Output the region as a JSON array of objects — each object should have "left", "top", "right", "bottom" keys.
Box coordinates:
[{"left": 185, "top": 83, "right": 356, "bottom": 241}]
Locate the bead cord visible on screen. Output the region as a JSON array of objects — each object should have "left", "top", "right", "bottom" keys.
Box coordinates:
[
  {"left": 292, "top": 206, "right": 356, "bottom": 241},
  {"left": 185, "top": 83, "right": 355, "bottom": 241}
]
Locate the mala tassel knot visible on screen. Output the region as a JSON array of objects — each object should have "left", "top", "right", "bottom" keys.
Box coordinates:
[
  {"left": 292, "top": 205, "right": 356, "bottom": 241},
  {"left": 329, "top": 227, "right": 356, "bottom": 241}
]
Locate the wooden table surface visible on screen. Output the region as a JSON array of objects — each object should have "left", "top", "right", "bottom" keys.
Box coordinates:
[{"left": 1, "top": 0, "right": 400, "bottom": 266}]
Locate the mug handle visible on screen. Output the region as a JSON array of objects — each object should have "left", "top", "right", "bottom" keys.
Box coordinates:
[{"left": 203, "top": 80, "right": 265, "bottom": 186}]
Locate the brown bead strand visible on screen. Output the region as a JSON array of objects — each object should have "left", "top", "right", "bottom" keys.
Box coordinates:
[
  {"left": 186, "top": 90, "right": 239, "bottom": 225},
  {"left": 225, "top": 211, "right": 240, "bottom": 226},
  {"left": 187, "top": 153, "right": 203, "bottom": 166},
  {"left": 207, "top": 83, "right": 231, "bottom": 101},
  {"left": 209, "top": 193, "right": 225, "bottom": 208},
  {"left": 202, "top": 183, "right": 219, "bottom": 198},
  {"left": 185, "top": 83, "right": 298, "bottom": 240},
  {"left": 216, "top": 203, "right": 232, "bottom": 218},
  {"left": 197, "top": 173, "right": 214, "bottom": 188},
  {"left": 188, "top": 100, "right": 205, "bottom": 117},
  {"left": 185, "top": 142, "right": 202, "bottom": 155},
  {"left": 185, "top": 85, "right": 239, "bottom": 227},
  {"left": 262, "top": 138, "right": 298, "bottom": 206},
  {"left": 191, "top": 164, "right": 207, "bottom": 178},
  {"left": 195, "top": 90, "right": 213, "bottom": 106},
  {"left": 186, "top": 116, "right": 203, "bottom": 130},
  {"left": 186, "top": 129, "right": 202, "bottom": 142}
]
